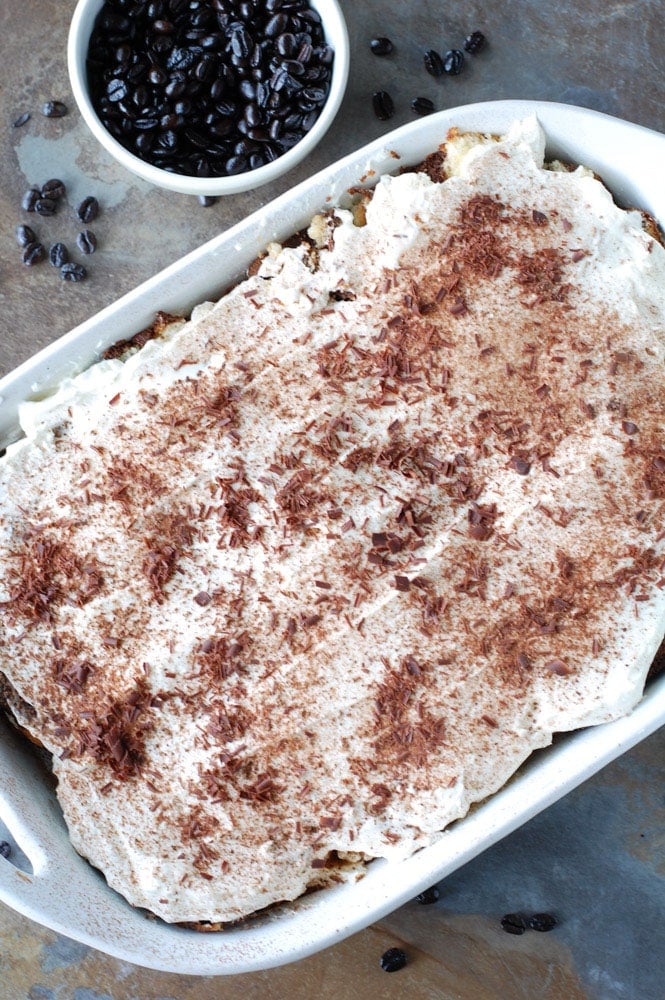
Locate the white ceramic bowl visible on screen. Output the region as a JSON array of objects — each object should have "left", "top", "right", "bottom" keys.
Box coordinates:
[
  {"left": 67, "top": 0, "right": 350, "bottom": 196},
  {"left": 1, "top": 101, "right": 664, "bottom": 975}
]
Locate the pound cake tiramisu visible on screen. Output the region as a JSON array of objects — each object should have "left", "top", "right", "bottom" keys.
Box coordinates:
[{"left": 1, "top": 117, "right": 664, "bottom": 924}]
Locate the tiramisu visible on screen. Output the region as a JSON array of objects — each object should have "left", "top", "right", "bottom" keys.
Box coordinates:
[{"left": 1, "top": 117, "right": 664, "bottom": 924}]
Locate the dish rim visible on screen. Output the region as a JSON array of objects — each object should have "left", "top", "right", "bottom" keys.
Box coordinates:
[{"left": 1, "top": 99, "right": 664, "bottom": 975}]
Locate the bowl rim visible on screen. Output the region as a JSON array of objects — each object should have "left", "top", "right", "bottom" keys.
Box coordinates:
[{"left": 66, "top": 0, "right": 350, "bottom": 196}]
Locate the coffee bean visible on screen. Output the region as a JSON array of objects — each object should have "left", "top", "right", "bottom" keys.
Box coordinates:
[
  {"left": 42, "top": 100, "right": 68, "bottom": 118},
  {"left": 225, "top": 153, "right": 248, "bottom": 174},
  {"left": 35, "top": 197, "right": 57, "bottom": 217},
  {"left": 77, "top": 230, "right": 98, "bottom": 255},
  {"left": 61, "top": 262, "right": 87, "bottom": 282},
  {"left": 370, "top": 37, "right": 393, "bottom": 56},
  {"left": 0, "top": 841, "right": 11, "bottom": 859},
  {"left": 411, "top": 96, "right": 435, "bottom": 115},
  {"left": 443, "top": 49, "right": 464, "bottom": 75},
  {"left": 379, "top": 947, "right": 407, "bottom": 973},
  {"left": 276, "top": 32, "right": 296, "bottom": 56},
  {"left": 529, "top": 912, "right": 557, "bottom": 932},
  {"left": 16, "top": 224, "right": 37, "bottom": 248},
  {"left": 424, "top": 49, "right": 445, "bottom": 77},
  {"left": 76, "top": 196, "right": 100, "bottom": 223},
  {"left": 21, "top": 188, "right": 41, "bottom": 212},
  {"left": 107, "top": 78, "right": 129, "bottom": 102},
  {"left": 415, "top": 885, "right": 440, "bottom": 904},
  {"left": 500, "top": 913, "right": 528, "bottom": 935},
  {"left": 22, "top": 242, "right": 46, "bottom": 266},
  {"left": 49, "top": 243, "right": 70, "bottom": 267},
  {"left": 463, "top": 31, "right": 486, "bottom": 55},
  {"left": 12, "top": 111, "right": 31, "bottom": 128},
  {"left": 41, "top": 178, "right": 66, "bottom": 200},
  {"left": 372, "top": 89, "right": 394, "bottom": 120}
]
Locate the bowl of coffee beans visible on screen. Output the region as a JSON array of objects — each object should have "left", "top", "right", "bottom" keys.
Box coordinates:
[{"left": 68, "top": 0, "right": 349, "bottom": 195}]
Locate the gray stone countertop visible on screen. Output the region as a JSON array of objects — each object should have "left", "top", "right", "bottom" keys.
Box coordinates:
[{"left": 0, "top": 1, "right": 664, "bottom": 998}]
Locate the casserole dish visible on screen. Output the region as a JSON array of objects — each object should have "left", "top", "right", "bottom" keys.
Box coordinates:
[{"left": 1, "top": 99, "right": 664, "bottom": 975}]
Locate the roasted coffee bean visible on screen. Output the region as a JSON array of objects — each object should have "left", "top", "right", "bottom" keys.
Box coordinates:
[
  {"left": 15, "top": 224, "right": 37, "bottom": 248},
  {"left": 0, "top": 841, "right": 11, "bottom": 859},
  {"left": 501, "top": 913, "right": 528, "bottom": 935},
  {"left": 107, "top": 78, "right": 129, "bottom": 102},
  {"left": 380, "top": 947, "right": 407, "bottom": 973},
  {"left": 61, "top": 262, "right": 87, "bottom": 282},
  {"left": 22, "top": 242, "right": 46, "bottom": 266},
  {"left": 372, "top": 89, "right": 394, "bottom": 120},
  {"left": 76, "top": 196, "right": 100, "bottom": 223},
  {"left": 225, "top": 153, "right": 247, "bottom": 174},
  {"left": 415, "top": 885, "right": 440, "bottom": 904},
  {"left": 21, "top": 188, "right": 41, "bottom": 212},
  {"left": 464, "top": 31, "right": 486, "bottom": 55},
  {"left": 12, "top": 111, "right": 31, "bottom": 128},
  {"left": 423, "top": 49, "right": 445, "bottom": 77},
  {"left": 370, "top": 36, "right": 393, "bottom": 56},
  {"left": 35, "top": 197, "right": 57, "bottom": 217},
  {"left": 276, "top": 32, "right": 296, "bottom": 56},
  {"left": 49, "top": 242, "right": 70, "bottom": 267},
  {"left": 411, "top": 96, "right": 435, "bottom": 115},
  {"left": 230, "top": 24, "right": 252, "bottom": 59},
  {"left": 265, "top": 13, "right": 289, "bottom": 36},
  {"left": 77, "top": 230, "right": 98, "bottom": 255},
  {"left": 42, "top": 100, "right": 68, "bottom": 118},
  {"left": 41, "top": 178, "right": 66, "bottom": 200},
  {"left": 529, "top": 912, "right": 557, "bottom": 932},
  {"left": 443, "top": 49, "right": 464, "bottom": 75},
  {"left": 165, "top": 75, "right": 187, "bottom": 98}
]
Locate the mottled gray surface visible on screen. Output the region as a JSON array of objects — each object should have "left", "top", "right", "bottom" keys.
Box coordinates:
[
  {"left": 0, "top": 1, "right": 664, "bottom": 997},
  {"left": 438, "top": 725, "right": 665, "bottom": 1000}
]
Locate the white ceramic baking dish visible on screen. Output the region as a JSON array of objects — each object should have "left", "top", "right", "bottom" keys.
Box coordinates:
[{"left": 1, "top": 100, "right": 664, "bottom": 975}]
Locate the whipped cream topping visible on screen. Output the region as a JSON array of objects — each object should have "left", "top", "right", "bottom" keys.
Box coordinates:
[{"left": 1, "top": 118, "right": 664, "bottom": 923}]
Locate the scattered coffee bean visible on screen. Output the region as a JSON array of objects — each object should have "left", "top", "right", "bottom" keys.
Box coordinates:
[
  {"left": 415, "top": 885, "right": 440, "bottom": 904},
  {"left": 76, "top": 196, "right": 100, "bottom": 223},
  {"left": 380, "top": 947, "right": 407, "bottom": 972},
  {"left": 411, "top": 96, "right": 435, "bottom": 115},
  {"left": 61, "top": 262, "right": 87, "bottom": 282},
  {"left": 372, "top": 89, "right": 394, "bottom": 120},
  {"left": 198, "top": 195, "right": 218, "bottom": 207},
  {"left": 424, "top": 49, "right": 445, "bottom": 77},
  {"left": 370, "top": 37, "right": 394, "bottom": 56},
  {"left": 21, "top": 188, "right": 41, "bottom": 212},
  {"left": 41, "top": 178, "right": 66, "bottom": 201},
  {"left": 42, "top": 100, "right": 68, "bottom": 118},
  {"left": 16, "top": 224, "right": 37, "bottom": 248},
  {"left": 464, "top": 31, "right": 487, "bottom": 55},
  {"left": 443, "top": 49, "right": 465, "bottom": 75},
  {"left": 86, "top": 0, "right": 334, "bottom": 178},
  {"left": 12, "top": 112, "right": 31, "bottom": 128},
  {"left": 77, "top": 230, "right": 98, "bottom": 255},
  {"left": 500, "top": 912, "right": 528, "bottom": 935},
  {"left": 22, "top": 242, "right": 46, "bottom": 266},
  {"left": 35, "top": 197, "right": 57, "bottom": 217},
  {"left": 49, "top": 242, "right": 70, "bottom": 267},
  {"left": 0, "top": 841, "right": 11, "bottom": 860},
  {"left": 529, "top": 912, "right": 557, "bottom": 932}
]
